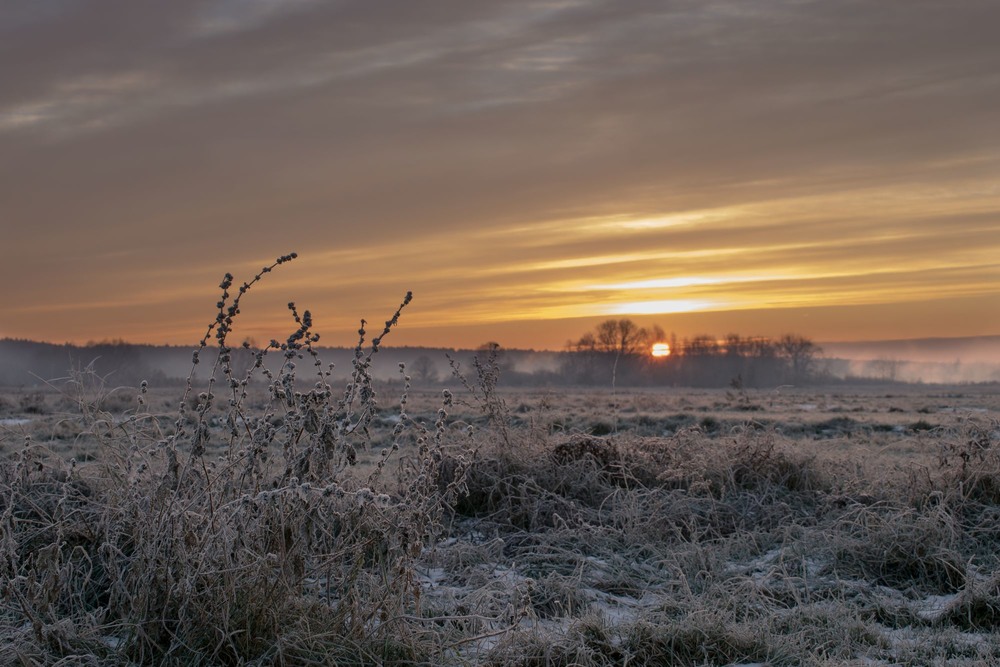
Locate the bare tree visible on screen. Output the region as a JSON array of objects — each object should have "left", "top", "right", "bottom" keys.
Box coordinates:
[
  {"left": 683, "top": 335, "right": 719, "bottom": 357},
  {"left": 565, "top": 320, "right": 656, "bottom": 384},
  {"left": 776, "top": 334, "right": 821, "bottom": 382},
  {"left": 570, "top": 332, "right": 597, "bottom": 352},
  {"left": 590, "top": 319, "right": 652, "bottom": 356},
  {"left": 410, "top": 355, "right": 438, "bottom": 384}
]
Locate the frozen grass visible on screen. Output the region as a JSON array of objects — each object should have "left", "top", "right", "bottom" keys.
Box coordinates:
[
  {"left": 426, "top": 417, "right": 1000, "bottom": 666},
  {"left": 3, "top": 257, "right": 1000, "bottom": 664},
  {"left": 0, "top": 256, "right": 472, "bottom": 665}
]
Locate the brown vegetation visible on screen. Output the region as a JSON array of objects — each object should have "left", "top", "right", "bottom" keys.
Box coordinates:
[{"left": 2, "top": 260, "right": 1000, "bottom": 665}]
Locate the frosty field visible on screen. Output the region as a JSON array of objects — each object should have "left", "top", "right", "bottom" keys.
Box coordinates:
[{"left": 2, "top": 377, "right": 999, "bottom": 666}]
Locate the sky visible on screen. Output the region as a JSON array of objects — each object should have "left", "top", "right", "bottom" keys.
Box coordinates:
[{"left": 2, "top": 0, "right": 999, "bottom": 351}]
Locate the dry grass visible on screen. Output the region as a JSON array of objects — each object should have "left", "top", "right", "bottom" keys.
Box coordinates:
[
  {"left": 3, "top": 258, "right": 1000, "bottom": 665},
  {"left": 1, "top": 256, "right": 473, "bottom": 665}
]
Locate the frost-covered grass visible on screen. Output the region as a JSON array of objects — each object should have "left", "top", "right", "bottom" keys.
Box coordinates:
[
  {"left": 6, "top": 380, "right": 999, "bottom": 665},
  {"left": 416, "top": 415, "right": 1000, "bottom": 666},
  {"left": 2, "top": 256, "right": 1000, "bottom": 665}
]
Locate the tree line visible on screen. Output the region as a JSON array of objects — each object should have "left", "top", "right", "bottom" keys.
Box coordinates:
[
  {"left": 558, "top": 319, "right": 822, "bottom": 387},
  {"left": 2, "top": 326, "right": 823, "bottom": 390}
]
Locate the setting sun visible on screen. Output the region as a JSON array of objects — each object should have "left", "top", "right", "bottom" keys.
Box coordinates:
[{"left": 651, "top": 342, "right": 671, "bottom": 357}]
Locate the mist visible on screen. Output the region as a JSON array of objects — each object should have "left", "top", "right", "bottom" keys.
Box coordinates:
[
  {"left": 820, "top": 335, "right": 1000, "bottom": 384},
  {"left": 4, "top": 335, "right": 1000, "bottom": 389}
]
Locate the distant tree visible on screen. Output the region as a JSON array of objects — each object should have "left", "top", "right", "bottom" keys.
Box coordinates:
[
  {"left": 649, "top": 324, "right": 666, "bottom": 345},
  {"left": 563, "top": 320, "right": 661, "bottom": 385},
  {"left": 571, "top": 319, "right": 653, "bottom": 356},
  {"left": 683, "top": 335, "right": 719, "bottom": 357},
  {"left": 745, "top": 336, "right": 777, "bottom": 360},
  {"left": 776, "top": 334, "right": 821, "bottom": 383},
  {"left": 562, "top": 332, "right": 602, "bottom": 383},
  {"left": 870, "top": 357, "right": 900, "bottom": 382},
  {"left": 231, "top": 336, "right": 259, "bottom": 380},
  {"left": 741, "top": 336, "right": 780, "bottom": 387},
  {"left": 571, "top": 332, "right": 598, "bottom": 352},
  {"left": 410, "top": 355, "right": 439, "bottom": 384},
  {"left": 79, "top": 339, "right": 145, "bottom": 384},
  {"left": 598, "top": 319, "right": 649, "bottom": 355},
  {"left": 724, "top": 334, "right": 744, "bottom": 357},
  {"left": 475, "top": 341, "right": 515, "bottom": 374},
  {"left": 561, "top": 324, "right": 825, "bottom": 387}
]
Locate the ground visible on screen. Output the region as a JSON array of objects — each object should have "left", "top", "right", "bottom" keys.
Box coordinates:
[{"left": 2, "top": 381, "right": 999, "bottom": 665}]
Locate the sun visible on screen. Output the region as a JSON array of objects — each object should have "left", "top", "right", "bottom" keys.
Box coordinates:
[{"left": 651, "top": 342, "right": 671, "bottom": 358}]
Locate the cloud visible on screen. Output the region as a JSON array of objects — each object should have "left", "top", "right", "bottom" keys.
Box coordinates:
[{"left": 1, "top": 0, "right": 999, "bottom": 347}]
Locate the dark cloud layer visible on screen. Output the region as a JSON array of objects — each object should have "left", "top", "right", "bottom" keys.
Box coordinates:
[{"left": 2, "top": 0, "right": 999, "bottom": 347}]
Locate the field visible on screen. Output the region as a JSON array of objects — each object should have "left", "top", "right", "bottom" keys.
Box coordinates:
[{"left": 3, "top": 370, "right": 1000, "bottom": 666}]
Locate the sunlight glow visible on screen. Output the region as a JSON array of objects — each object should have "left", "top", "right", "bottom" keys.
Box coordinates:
[
  {"left": 614, "top": 209, "right": 738, "bottom": 230},
  {"left": 604, "top": 299, "right": 718, "bottom": 315},
  {"left": 651, "top": 342, "right": 671, "bottom": 357},
  {"left": 587, "top": 276, "right": 722, "bottom": 290},
  {"left": 585, "top": 273, "right": 793, "bottom": 291}
]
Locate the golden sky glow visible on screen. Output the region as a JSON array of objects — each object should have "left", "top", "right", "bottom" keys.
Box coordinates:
[{"left": 2, "top": 1, "right": 999, "bottom": 350}]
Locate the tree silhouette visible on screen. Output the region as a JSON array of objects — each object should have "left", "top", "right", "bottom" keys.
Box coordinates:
[
  {"left": 410, "top": 355, "right": 439, "bottom": 384},
  {"left": 776, "top": 334, "right": 821, "bottom": 383},
  {"left": 573, "top": 319, "right": 652, "bottom": 356}
]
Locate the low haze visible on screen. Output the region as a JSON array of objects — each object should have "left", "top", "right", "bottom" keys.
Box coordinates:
[{"left": 2, "top": 1, "right": 999, "bottom": 350}]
